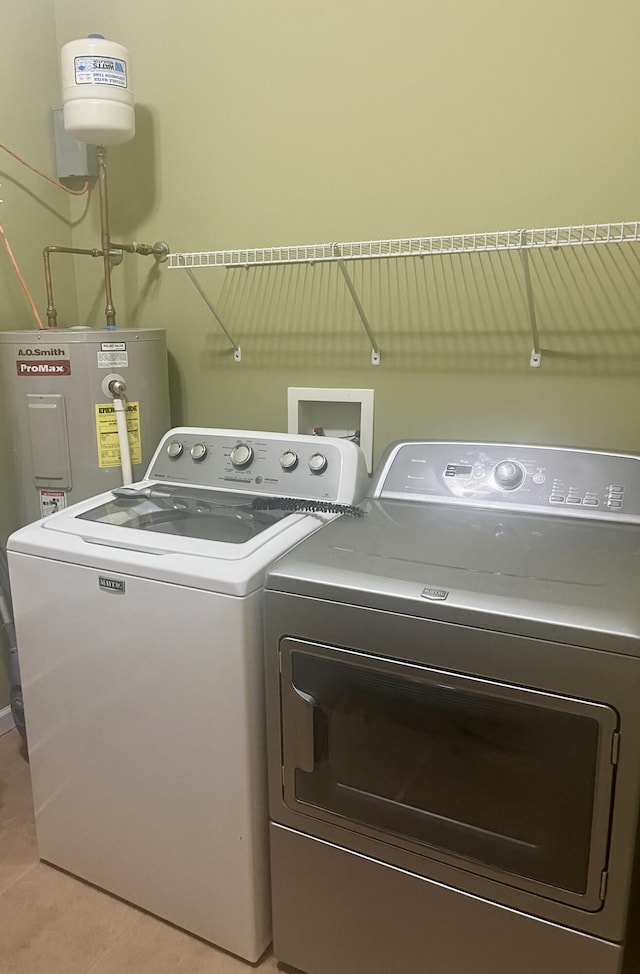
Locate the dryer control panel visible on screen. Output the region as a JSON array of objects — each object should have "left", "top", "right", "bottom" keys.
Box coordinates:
[
  {"left": 142, "top": 427, "right": 369, "bottom": 504},
  {"left": 374, "top": 442, "right": 640, "bottom": 522}
]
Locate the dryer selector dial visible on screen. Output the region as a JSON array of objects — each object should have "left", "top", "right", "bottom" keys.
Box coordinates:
[
  {"left": 493, "top": 460, "right": 525, "bottom": 490},
  {"left": 190, "top": 443, "right": 208, "bottom": 462},
  {"left": 308, "top": 452, "right": 328, "bottom": 474},
  {"left": 166, "top": 440, "right": 183, "bottom": 459},
  {"left": 230, "top": 443, "right": 254, "bottom": 469}
]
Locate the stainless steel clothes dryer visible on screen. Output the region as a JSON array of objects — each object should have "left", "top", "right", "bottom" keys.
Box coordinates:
[{"left": 264, "top": 442, "right": 640, "bottom": 974}]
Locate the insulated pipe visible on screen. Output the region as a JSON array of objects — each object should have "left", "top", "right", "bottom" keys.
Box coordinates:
[{"left": 109, "top": 378, "right": 133, "bottom": 485}]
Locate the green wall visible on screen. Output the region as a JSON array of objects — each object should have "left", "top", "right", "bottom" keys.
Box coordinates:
[
  {"left": 1, "top": 1, "right": 639, "bottom": 711},
  {"left": 0, "top": 1, "right": 78, "bottom": 712},
  {"left": 53, "top": 0, "right": 640, "bottom": 458}
]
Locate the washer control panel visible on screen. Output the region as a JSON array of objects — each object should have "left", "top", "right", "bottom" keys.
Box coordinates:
[
  {"left": 375, "top": 442, "right": 640, "bottom": 521},
  {"left": 144, "top": 428, "right": 366, "bottom": 502}
]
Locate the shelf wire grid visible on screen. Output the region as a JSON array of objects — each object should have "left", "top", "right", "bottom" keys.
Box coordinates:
[{"left": 168, "top": 221, "right": 640, "bottom": 270}]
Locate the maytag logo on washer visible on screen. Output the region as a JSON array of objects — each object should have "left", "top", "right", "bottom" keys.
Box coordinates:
[
  {"left": 421, "top": 586, "right": 449, "bottom": 601},
  {"left": 99, "top": 576, "right": 126, "bottom": 594}
]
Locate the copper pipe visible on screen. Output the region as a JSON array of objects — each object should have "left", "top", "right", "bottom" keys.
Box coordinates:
[
  {"left": 43, "top": 246, "right": 58, "bottom": 329},
  {"left": 42, "top": 141, "right": 168, "bottom": 329},
  {"left": 43, "top": 245, "right": 104, "bottom": 329},
  {"left": 96, "top": 146, "right": 116, "bottom": 327},
  {"left": 110, "top": 241, "right": 153, "bottom": 256},
  {"left": 42, "top": 241, "right": 165, "bottom": 329},
  {"left": 45, "top": 245, "right": 104, "bottom": 256}
]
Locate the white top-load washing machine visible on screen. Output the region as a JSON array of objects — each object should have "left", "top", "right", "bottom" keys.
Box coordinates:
[{"left": 7, "top": 427, "right": 368, "bottom": 962}]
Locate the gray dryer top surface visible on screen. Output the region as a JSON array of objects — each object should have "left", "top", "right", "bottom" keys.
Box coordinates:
[{"left": 266, "top": 441, "right": 640, "bottom": 654}]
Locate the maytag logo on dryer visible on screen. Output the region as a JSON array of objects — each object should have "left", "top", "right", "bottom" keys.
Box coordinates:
[
  {"left": 421, "top": 586, "right": 449, "bottom": 601},
  {"left": 99, "top": 576, "right": 126, "bottom": 594}
]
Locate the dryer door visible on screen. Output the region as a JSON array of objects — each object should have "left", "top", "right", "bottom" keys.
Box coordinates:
[{"left": 278, "top": 639, "right": 618, "bottom": 911}]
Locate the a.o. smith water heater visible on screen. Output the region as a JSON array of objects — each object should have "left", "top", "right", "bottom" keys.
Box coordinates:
[{"left": 0, "top": 328, "right": 170, "bottom": 525}]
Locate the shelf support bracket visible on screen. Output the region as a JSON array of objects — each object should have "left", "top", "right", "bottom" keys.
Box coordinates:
[
  {"left": 334, "top": 250, "right": 381, "bottom": 365},
  {"left": 185, "top": 268, "right": 241, "bottom": 362},
  {"left": 519, "top": 246, "right": 542, "bottom": 368}
]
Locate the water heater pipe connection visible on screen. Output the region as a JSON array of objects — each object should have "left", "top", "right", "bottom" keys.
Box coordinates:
[
  {"left": 108, "top": 376, "right": 133, "bottom": 485},
  {"left": 42, "top": 146, "right": 169, "bottom": 329}
]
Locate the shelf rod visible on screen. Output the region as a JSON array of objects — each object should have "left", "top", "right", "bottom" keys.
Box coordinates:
[
  {"left": 519, "top": 248, "right": 542, "bottom": 368},
  {"left": 335, "top": 256, "right": 381, "bottom": 366},
  {"left": 185, "top": 269, "right": 241, "bottom": 363}
]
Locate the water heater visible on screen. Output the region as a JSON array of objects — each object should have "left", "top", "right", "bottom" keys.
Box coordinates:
[{"left": 0, "top": 329, "right": 170, "bottom": 525}]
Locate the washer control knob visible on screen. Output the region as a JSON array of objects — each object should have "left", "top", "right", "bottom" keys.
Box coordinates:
[
  {"left": 494, "top": 460, "right": 525, "bottom": 490},
  {"left": 230, "top": 443, "right": 254, "bottom": 468},
  {"left": 280, "top": 450, "right": 299, "bottom": 471},
  {"left": 308, "top": 452, "right": 328, "bottom": 474},
  {"left": 166, "top": 440, "right": 183, "bottom": 459},
  {"left": 190, "top": 442, "right": 208, "bottom": 462}
]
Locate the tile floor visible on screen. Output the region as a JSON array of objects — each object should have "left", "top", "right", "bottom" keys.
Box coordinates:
[{"left": 0, "top": 728, "right": 282, "bottom": 974}]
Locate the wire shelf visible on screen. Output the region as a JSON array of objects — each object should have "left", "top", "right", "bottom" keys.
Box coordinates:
[
  {"left": 169, "top": 220, "right": 640, "bottom": 368},
  {"left": 168, "top": 221, "right": 640, "bottom": 269}
]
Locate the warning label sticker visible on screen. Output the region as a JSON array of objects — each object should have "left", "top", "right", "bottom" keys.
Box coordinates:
[
  {"left": 95, "top": 402, "right": 142, "bottom": 469},
  {"left": 39, "top": 490, "right": 67, "bottom": 518},
  {"left": 16, "top": 360, "right": 71, "bottom": 376},
  {"left": 97, "top": 350, "right": 128, "bottom": 369}
]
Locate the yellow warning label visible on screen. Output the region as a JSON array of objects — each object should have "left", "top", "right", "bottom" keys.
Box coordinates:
[{"left": 95, "top": 402, "right": 142, "bottom": 469}]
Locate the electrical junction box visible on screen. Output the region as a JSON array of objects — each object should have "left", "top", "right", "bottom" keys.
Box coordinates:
[
  {"left": 52, "top": 107, "right": 97, "bottom": 178},
  {"left": 288, "top": 387, "right": 374, "bottom": 474}
]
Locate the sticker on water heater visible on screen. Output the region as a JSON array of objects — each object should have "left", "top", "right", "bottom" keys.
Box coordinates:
[
  {"left": 95, "top": 401, "right": 142, "bottom": 469},
  {"left": 97, "top": 349, "right": 128, "bottom": 369},
  {"left": 39, "top": 490, "right": 67, "bottom": 518}
]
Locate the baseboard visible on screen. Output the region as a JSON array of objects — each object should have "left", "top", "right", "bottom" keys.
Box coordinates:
[{"left": 0, "top": 704, "right": 16, "bottom": 736}]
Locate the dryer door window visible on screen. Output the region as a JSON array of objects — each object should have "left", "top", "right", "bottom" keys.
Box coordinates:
[{"left": 279, "top": 639, "right": 618, "bottom": 911}]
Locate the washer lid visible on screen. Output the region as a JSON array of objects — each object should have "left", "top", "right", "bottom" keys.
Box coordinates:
[
  {"left": 266, "top": 499, "right": 640, "bottom": 653},
  {"left": 9, "top": 483, "right": 334, "bottom": 596},
  {"left": 75, "top": 484, "right": 290, "bottom": 544}
]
